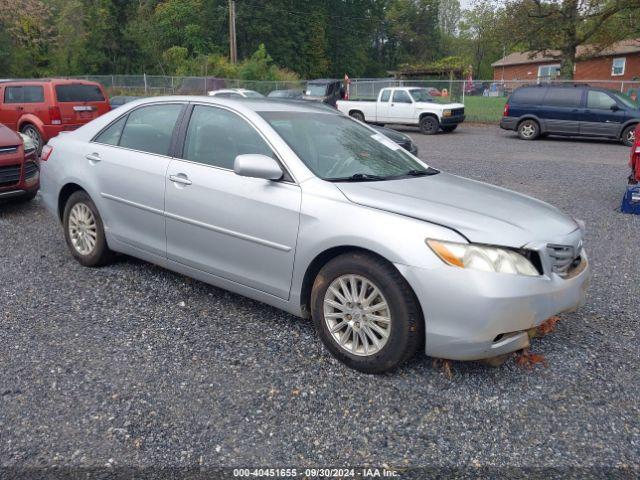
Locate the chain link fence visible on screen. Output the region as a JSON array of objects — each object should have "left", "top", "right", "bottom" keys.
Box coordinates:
[{"left": 66, "top": 75, "right": 640, "bottom": 123}]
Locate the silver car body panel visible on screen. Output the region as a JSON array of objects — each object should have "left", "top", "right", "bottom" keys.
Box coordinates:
[{"left": 40, "top": 96, "right": 590, "bottom": 361}]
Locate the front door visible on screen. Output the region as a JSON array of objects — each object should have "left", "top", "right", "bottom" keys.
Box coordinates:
[
  {"left": 88, "top": 102, "right": 185, "bottom": 257},
  {"left": 388, "top": 90, "right": 415, "bottom": 124},
  {"left": 581, "top": 90, "right": 627, "bottom": 137},
  {"left": 164, "top": 104, "right": 301, "bottom": 300}
]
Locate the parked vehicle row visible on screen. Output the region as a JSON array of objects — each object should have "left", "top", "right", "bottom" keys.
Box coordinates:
[
  {"left": 501, "top": 84, "right": 639, "bottom": 147},
  {"left": 39, "top": 96, "right": 589, "bottom": 373}
]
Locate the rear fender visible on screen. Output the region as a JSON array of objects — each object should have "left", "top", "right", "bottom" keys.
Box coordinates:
[{"left": 17, "top": 114, "right": 45, "bottom": 136}]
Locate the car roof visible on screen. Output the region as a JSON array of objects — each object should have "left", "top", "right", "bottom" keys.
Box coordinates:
[
  {"left": 123, "top": 95, "right": 341, "bottom": 114},
  {"left": 307, "top": 79, "right": 340, "bottom": 84},
  {"left": 0, "top": 78, "right": 101, "bottom": 85}
]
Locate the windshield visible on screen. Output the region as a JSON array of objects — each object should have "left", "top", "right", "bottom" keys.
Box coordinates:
[
  {"left": 259, "top": 112, "right": 434, "bottom": 180},
  {"left": 611, "top": 91, "right": 639, "bottom": 109},
  {"left": 408, "top": 89, "right": 435, "bottom": 103},
  {"left": 306, "top": 84, "right": 328, "bottom": 97},
  {"left": 242, "top": 90, "right": 264, "bottom": 98}
]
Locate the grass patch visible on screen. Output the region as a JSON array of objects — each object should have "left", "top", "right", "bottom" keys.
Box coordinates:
[{"left": 462, "top": 96, "right": 507, "bottom": 123}]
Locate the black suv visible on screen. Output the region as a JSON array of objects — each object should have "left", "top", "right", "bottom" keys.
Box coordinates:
[{"left": 501, "top": 84, "right": 639, "bottom": 146}]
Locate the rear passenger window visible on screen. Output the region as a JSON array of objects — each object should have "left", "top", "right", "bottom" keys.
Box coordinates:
[
  {"left": 509, "top": 88, "right": 544, "bottom": 105},
  {"left": 94, "top": 116, "right": 127, "bottom": 146},
  {"left": 543, "top": 88, "right": 583, "bottom": 107},
  {"left": 380, "top": 90, "right": 391, "bottom": 102},
  {"left": 119, "top": 104, "right": 183, "bottom": 156},
  {"left": 4, "top": 86, "right": 44, "bottom": 103},
  {"left": 183, "top": 105, "right": 274, "bottom": 169},
  {"left": 587, "top": 91, "right": 617, "bottom": 110}
]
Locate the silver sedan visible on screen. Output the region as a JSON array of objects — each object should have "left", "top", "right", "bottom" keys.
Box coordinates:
[{"left": 39, "top": 97, "right": 589, "bottom": 373}]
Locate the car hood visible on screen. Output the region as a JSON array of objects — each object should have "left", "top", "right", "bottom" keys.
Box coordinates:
[
  {"left": 416, "top": 101, "right": 465, "bottom": 110},
  {"left": 0, "top": 123, "right": 21, "bottom": 146},
  {"left": 335, "top": 173, "right": 579, "bottom": 248}
]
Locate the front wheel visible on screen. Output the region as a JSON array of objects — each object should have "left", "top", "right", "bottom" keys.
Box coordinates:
[
  {"left": 311, "top": 252, "right": 424, "bottom": 373},
  {"left": 63, "top": 191, "right": 114, "bottom": 267},
  {"left": 441, "top": 125, "right": 457, "bottom": 132},
  {"left": 622, "top": 125, "right": 637, "bottom": 147},
  {"left": 419, "top": 116, "right": 439, "bottom": 135}
]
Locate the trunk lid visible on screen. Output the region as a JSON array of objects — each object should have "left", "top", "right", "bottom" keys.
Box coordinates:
[{"left": 54, "top": 83, "right": 111, "bottom": 124}]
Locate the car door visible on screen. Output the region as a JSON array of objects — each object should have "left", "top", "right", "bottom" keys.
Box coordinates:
[
  {"left": 388, "top": 90, "right": 415, "bottom": 123},
  {"left": 581, "top": 90, "right": 626, "bottom": 137},
  {"left": 164, "top": 104, "right": 301, "bottom": 300},
  {"left": 0, "top": 85, "right": 26, "bottom": 131},
  {"left": 88, "top": 102, "right": 185, "bottom": 257},
  {"left": 376, "top": 89, "right": 393, "bottom": 123},
  {"left": 541, "top": 88, "right": 583, "bottom": 135}
]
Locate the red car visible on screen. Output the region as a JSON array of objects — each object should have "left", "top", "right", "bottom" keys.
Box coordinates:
[
  {"left": 0, "top": 79, "right": 111, "bottom": 152},
  {"left": 0, "top": 123, "right": 39, "bottom": 202},
  {"left": 629, "top": 123, "right": 640, "bottom": 183}
]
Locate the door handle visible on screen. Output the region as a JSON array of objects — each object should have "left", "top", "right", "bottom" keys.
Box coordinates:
[
  {"left": 85, "top": 153, "right": 101, "bottom": 163},
  {"left": 169, "top": 174, "right": 192, "bottom": 186}
]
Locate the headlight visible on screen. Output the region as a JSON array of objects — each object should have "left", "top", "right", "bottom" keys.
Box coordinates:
[
  {"left": 426, "top": 239, "right": 540, "bottom": 277},
  {"left": 442, "top": 109, "right": 452, "bottom": 117},
  {"left": 19, "top": 133, "right": 36, "bottom": 153}
]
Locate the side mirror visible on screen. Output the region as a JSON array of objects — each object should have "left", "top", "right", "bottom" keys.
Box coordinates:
[
  {"left": 611, "top": 104, "right": 620, "bottom": 111},
  {"left": 234, "top": 154, "right": 283, "bottom": 181}
]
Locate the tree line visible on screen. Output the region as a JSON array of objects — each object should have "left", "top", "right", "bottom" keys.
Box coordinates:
[{"left": 0, "top": 0, "right": 638, "bottom": 81}]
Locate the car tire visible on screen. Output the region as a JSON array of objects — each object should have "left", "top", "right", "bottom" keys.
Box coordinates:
[
  {"left": 21, "top": 124, "right": 43, "bottom": 155},
  {"left": 311, "top": 252, "right": 424, "bottom": 374},
  {"left": 517, "top": 119, "right": 540, "bottom": 140},
  {"left": 441, "top": 125, "right": 457, "bottom": 132},
  {"left": 63, "top": 191, "right": 114, "bottom": 267},
  {"left": 349, "top": 111, "right": 365, "bottom": 122},
  {"left": 419, "top": 115, "right": 439, "bottom": 135},
  {"left": 622, "top": 125, "right": 637, "bottom": 147}
]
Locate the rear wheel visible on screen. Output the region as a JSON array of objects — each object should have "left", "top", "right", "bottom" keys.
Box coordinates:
[
  {"left": 63, "top": 191, "right": 114, "bottom": 267},
  {"left": 441, "top": 125, "right": 457, "bottom": 132},
  {"left": 622, "top": 125, "right": 637, "bottom": 147},
  {"left": 517, "top": 119, "right": 540, "bottom": 140},
  {"left": 349, "top": 111, "right": 365, "bottom": 122},
  {"left": 311, "top": 252, "right": 424, "bottom": 373},
  {"left": 419, "top": 115, "right": 439, "bottom": 135},
  {"left": 21, "top": 124, "right": 43, "bottom": 154}
]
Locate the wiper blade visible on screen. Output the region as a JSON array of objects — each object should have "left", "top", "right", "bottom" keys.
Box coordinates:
[
  {"left": 404, "top": 168, "right": 439, "bottom": 177},
  {"left": 326, "top": 173, "right": 387, "bottom": 182}
]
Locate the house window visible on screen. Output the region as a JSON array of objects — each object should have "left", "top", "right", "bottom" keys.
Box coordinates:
[
  {"left": 537, "top": 64, "right": 561, "bottom": 83},
  {"left": 612, "top": 57, "right": 626, "bottom": 76}
]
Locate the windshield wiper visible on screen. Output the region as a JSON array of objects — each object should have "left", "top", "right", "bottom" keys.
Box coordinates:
[
  {"left": 326, "top": 173, "right": 388, "bottom": 182},
  {"left": 403, "top": 168, "right": 439, "bottom": 177}
]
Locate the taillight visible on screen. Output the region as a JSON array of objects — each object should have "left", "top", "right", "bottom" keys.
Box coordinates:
[
  {"left": 41, "top": 145, "right": 53, "bottom": 161},
  {"left": 49, "top": 106, "right": 62, "bottom": 125},
  {"left": 503, "top": 103, "right": 510, "bottom": 117}
]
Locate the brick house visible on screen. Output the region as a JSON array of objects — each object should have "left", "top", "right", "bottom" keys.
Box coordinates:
[{"left": 492, "top": 38, "right": 640, "bottom": 86}]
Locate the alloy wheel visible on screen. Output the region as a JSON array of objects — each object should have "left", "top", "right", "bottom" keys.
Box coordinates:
[
  {"left": 23, "top": 126, "right": 41, "bottom": 152},
  {"left": 520, "top": 123, "right": 536, "bottom": 138},
  {"left": 323, "top": 274, "right": 391, "bottom": 356},
  {"left": 68, "top": 203, "right": 98, "bottom": 255}
]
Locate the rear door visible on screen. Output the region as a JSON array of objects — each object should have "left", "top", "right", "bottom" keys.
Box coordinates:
[
  {"left": 0, "top": 85, "right": 46, "bottom": 131},
  {"left": 164, "top": 104, "right": 301, "bottom": 299},
  {"left": 581, "top": 90, "right": 626, "bottom": 137},
  {"left": 87, "top": 102, "right": 185, "bottom": 257},
  {"left": 541, "top": 88, "right": 583, "bottom": 135},
  {"left": 54, "top": 83, "right": 110, "bottom": 126}
]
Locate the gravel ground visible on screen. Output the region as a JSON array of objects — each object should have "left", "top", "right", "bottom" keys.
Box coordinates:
[{"left": 1, "top": 125, "right": 638, "bottom": 476}]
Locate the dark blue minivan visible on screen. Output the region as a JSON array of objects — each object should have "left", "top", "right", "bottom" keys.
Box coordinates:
[{"left": 500, "top": 85, "right": 639, "bottom": 146}]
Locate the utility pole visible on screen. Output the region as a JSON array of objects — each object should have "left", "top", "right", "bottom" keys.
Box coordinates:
[{"left": 229, "top": 0, "right": 237, "bottom": 64}]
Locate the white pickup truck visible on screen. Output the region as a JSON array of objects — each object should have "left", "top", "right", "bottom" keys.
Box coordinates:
[{"left": 336, "top": 87, "right": 465, "bottom": 135}]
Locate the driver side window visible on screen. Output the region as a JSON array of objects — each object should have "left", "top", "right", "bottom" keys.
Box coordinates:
[
  {"left": 393, "top": 90, "right": 412, "bottom": 104},
  {"left": 183, "top": 105, "right": 274, "bottom": 169}
]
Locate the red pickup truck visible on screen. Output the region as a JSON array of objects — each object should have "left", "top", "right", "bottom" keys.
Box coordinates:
[{"left": 0, "top": 123, "right": 39, "bottom": 202}]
